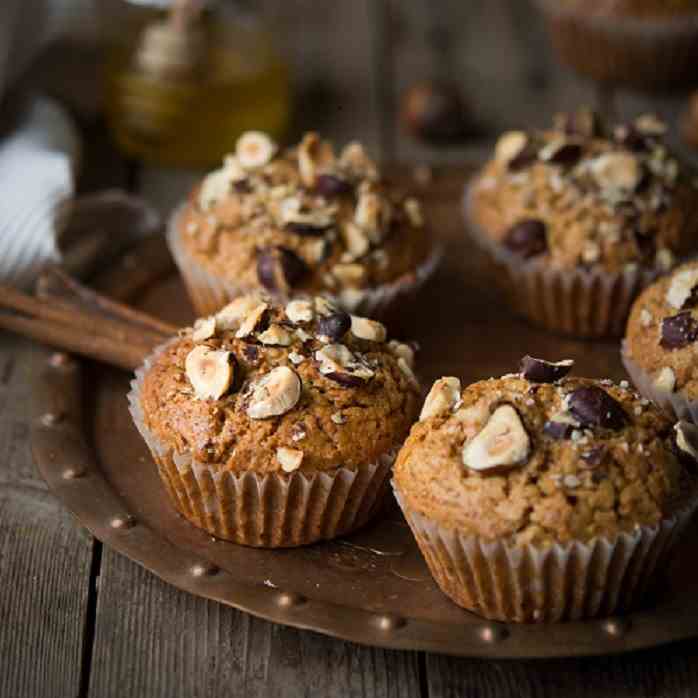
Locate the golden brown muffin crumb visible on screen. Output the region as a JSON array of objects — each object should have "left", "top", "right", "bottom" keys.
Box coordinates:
[
  {"left": 176, "top": 131, "right": 432, "bottom": 308},
  {"left": 140, "top": 293, "right": 420, "bottom": 474},
  {"left": 394, "top": 358, "right": 696, "bottom": 546},
  {"left": 469, "top": 111, "right": 698, "bottom": 273}
]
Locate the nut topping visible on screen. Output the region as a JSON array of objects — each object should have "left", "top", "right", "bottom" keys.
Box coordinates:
[
  {"left": 654, "top": 366, "right": 676, "bottom": 392},
  {"left": 403, "top": 198, "right": 424, "bottom": 227},
  {"left": 192, "top": 316, "right": 217, "bottom": 342},
  {"left": 276, "top": 447, "right": 304, "bottom": 472},
  {"left": 674, "top": 421, "right": 698, "bottom": 461},
  {"left": 235, "top": 302, "right": 269, "bottom": 338},
  {"left": 666, "top": 269, "right": 698, "bottom": 309},
  {"left": 350, "top": 315, "right": 386, "bottom": 342},
  {"left": 216, "top": 294, "right": 265, "bottom": 331},
  {"left": 198, "top": 162, "right": 243, "bottom": 211},
  {"left": 297, "top": 132, "right": 335, "bottom": 188},
  {"left": 342, "top": 222, "right": 370, "bottom": 259},
  {"left": 258, "top": 324, "right": 293, "bottom": 346},
  {"left": 420, "top": 377, "right": 461, "bottom": 420},
  {"left": 315, "top": 344, "right": 374, "bottom": 386},
  {"left": 520, "top": 356, "right": 573, "bottom": 384},
  {"left": 590, "top": 152, "right": 641, "bottom": 194},
  {"left": 387, "top": 340, "right": 415, "bottom": 369},
  {"left": 285, "top": 299, "right": 314, "bottom": 324},
  {"left": 246, "top": 366, "right": 301, "bottom": 419},
  {"left": 185, "top": 345, "right": 235, "bottom": 400},
  {"left": 494, "top": 131, "right": 528, "bottom": 166},
  {"left": 236, "top": 131, "right": 276, "bottom": 170},
  {"left": 462, "top": 404, "right": 530, "bottom": 473}
]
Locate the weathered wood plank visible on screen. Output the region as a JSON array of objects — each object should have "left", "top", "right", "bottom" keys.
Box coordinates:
[
  {"left": 426, "top": 639, "right": 698, "bottom": 698},
  {"left": 0, "top": 335, "right": 94, "bottom": 698},
  {"left": 88, "top": 549, "right": 422, "bottom": 698}
]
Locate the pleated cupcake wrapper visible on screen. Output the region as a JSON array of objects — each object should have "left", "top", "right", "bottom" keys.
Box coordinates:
[
  {"left": 394, "top": 487, "right": 698, "bottom": 623},
  {"left": 168, "top": 204, "right": 442, "bottom": 320},
  {"left": 621, "top": 341, "right": 698, "bottom": 424},
  {"left": 463, "top": 184, "right": 659, "bottom": 339},
  {"left": 127, "top": 339, "right": 395, "bottom": 547},
  {"left": 534, "top": 0, "right": 698, "bottom": 89}
]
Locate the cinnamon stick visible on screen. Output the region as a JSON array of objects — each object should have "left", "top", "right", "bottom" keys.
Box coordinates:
[{"left": 0, "top": 273, "right": 178, "bottom": 371}]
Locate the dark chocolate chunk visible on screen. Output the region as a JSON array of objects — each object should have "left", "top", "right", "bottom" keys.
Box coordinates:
[
  {"left": 315, "top": 174, "right": 352, "bottom": 197},
  {"left": 243, "top": 345, "right": 259, "bottom": 362},
  {"left": 316, "top": 311, "right": 351, "bottom": 341},
  {"left": 567, "top": 386, "right": 627, "bottom": 430},
  {"left": 613, "top": 124, "right": 648, "bottom": 152},
  {"left": 233, "top": 179, "right": 252, "bottom": 194},
  {"left": 325, "top": 371, "right": 366, "bottom": 387},
  {"left": 547, "top": 142, "right": 582, "bottom": 167},
  {"left": 521, "top": 356, "right": 574, "bottom": 383},
  {"left": 257, "top": 246, "right": 309, "bottom": 292},
  {"left": 503, "top": 219, "right": 547, "bottom": 258},
  {"left": 285, "top": 221, "right": 331, "bottom": 237},
  {"left": 660, "top": 312, "right": 698, "bottom": 350},
  {"left": 543, "top": 420, "right": 573, "bottom": 440}
]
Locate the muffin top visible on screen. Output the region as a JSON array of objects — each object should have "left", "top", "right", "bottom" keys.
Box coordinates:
[
  {"left": 393, "top": 356, "right": 697, "bottom": 546},
  {"left": 625, "top": 260, "right": 698, "bottom": 399},
  {"left": 139, "top": 293, "right": 420, "bottom": 474},
  {"left": 177, "top": 131, "right": 432, "bottom": 309},
  {"left": 560, "top": 0, "right": 698, "bottom": 18},
  {"left": 469, "top": 111, "right": 698, "bottom": 273}
]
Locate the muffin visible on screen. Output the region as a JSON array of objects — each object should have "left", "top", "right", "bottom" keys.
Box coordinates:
[
  {"left": 536, "top": 0, "right": 698, "bottom": 89},
  {"left": 128, "top": 292, "right": 421, "bottom": 547},
  {"left": 466, "top": 111, "right": 698, "bottom": 337},
  {"left": 622, "top": 260, "right": 698, "bottom": 422},
  {"left": 169, "top": 130, "right": 439, "bottom": 319},
  {"left": 393, "top": 356, "right": 698, "bottom": 622}
]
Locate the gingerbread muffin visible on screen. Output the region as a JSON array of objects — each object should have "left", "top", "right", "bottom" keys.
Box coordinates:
[
  {"left": 536, "top": 0, "right": 698, "bottom": 89},
  {"left": 393, "top": 356, "right": 698, "bottom": 622},
  {"left": 128, "top": 292, "right": 421, "bottom": 547},
  {"left": 466, "top": 111, "right": 698, "bottom": 337},
  {"left": 169, "top": 131, "right": 439, "bottom": 319},
  {"left": 622, "top": 260, "right": 698, "bottom": 423}
]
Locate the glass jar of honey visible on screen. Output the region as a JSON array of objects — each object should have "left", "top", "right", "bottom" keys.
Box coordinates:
[{"left": 101, "top": 0, "right": 290, "bottom": 167}]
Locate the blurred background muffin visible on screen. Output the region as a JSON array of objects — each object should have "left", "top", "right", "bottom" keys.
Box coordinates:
[
  {"left": 536, "top": 0, "right": 698, "bottom": 91},
  {"left": 466, "top": 111, "right": 698, "bottom": 337},
  {"left": 169, "top": 131, "right": 439, "bottom": 319}
]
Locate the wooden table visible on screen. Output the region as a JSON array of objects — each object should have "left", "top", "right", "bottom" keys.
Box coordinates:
[{"left": 4, "top": 2, "right": 698, "bottom": 696}]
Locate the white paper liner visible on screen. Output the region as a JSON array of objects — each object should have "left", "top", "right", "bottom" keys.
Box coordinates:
[
  {"left": 464, "top": 182, "right": 661, "bottom": 338},
  {"left": 128, "top": 340, "right": 396, "bottom": 547},
  {"left": 621, "top": 340, "right": 698, "bottom": 423},
  {"left": 534, "top": 0, "right": 698, "bottom": 88},
  {"left": 168, "top": 204, "right": 442, "bottom": 320},
  {"left": 393, "top": 486, "right": 698, "bottom": 623}
]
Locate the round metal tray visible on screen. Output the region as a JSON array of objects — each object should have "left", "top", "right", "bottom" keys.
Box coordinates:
[{"left": 32, "top": 172, "right": 698, "bottom": 658}]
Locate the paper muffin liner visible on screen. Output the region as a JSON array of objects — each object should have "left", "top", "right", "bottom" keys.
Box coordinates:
[
  {"left": 464, "top": 183, "right": 660, "bottom": 339},
  {"left": 128, "top": 340, "right": 395, "bottom": 547},
  {"left": 168, "top": 204, "right": 442, "bottom": 320},
  {"left": 535, "top": 0, "right": 698, "bottom": 89},
  {"left": 621, "top": 340, "right": 698, "bottom": 423},
  {"left": 394, "top": 486, "right": 698, "bottom": 623}
]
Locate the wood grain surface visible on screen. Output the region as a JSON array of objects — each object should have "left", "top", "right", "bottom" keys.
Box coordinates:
[{"left": 4, "top": 1, "right": 698, "bottom": 697}]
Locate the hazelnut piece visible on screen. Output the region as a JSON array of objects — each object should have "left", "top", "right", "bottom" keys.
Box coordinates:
[
  {"left": 420, "top": 377, "right": 461, "bottom": 420},
  {"left": 277, "top": 447, "right": 304, "bottom": 472},
  {"left": 246, "top": 366, "right": 301, "bottom": 419},
  {"left": 236, "top": 131, "right": 276, "bottom": 170},
  {"left": 185, "top": 346, "right": 235, "bottom": 400},
  {"left": 350, "top": 315, "right": 386, "bottom": 342},
  {"left": 462, "top": 404, "right": 530, "bottom": 473}
]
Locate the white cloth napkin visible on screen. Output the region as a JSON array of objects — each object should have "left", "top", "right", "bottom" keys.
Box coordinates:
[{"left": 0, "top": 0, "right": 94, "bottom": 288}]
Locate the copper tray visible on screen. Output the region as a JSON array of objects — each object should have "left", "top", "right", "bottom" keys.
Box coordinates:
[{"left": 32, "top": 170, "right": 698, "bottom": 658}]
